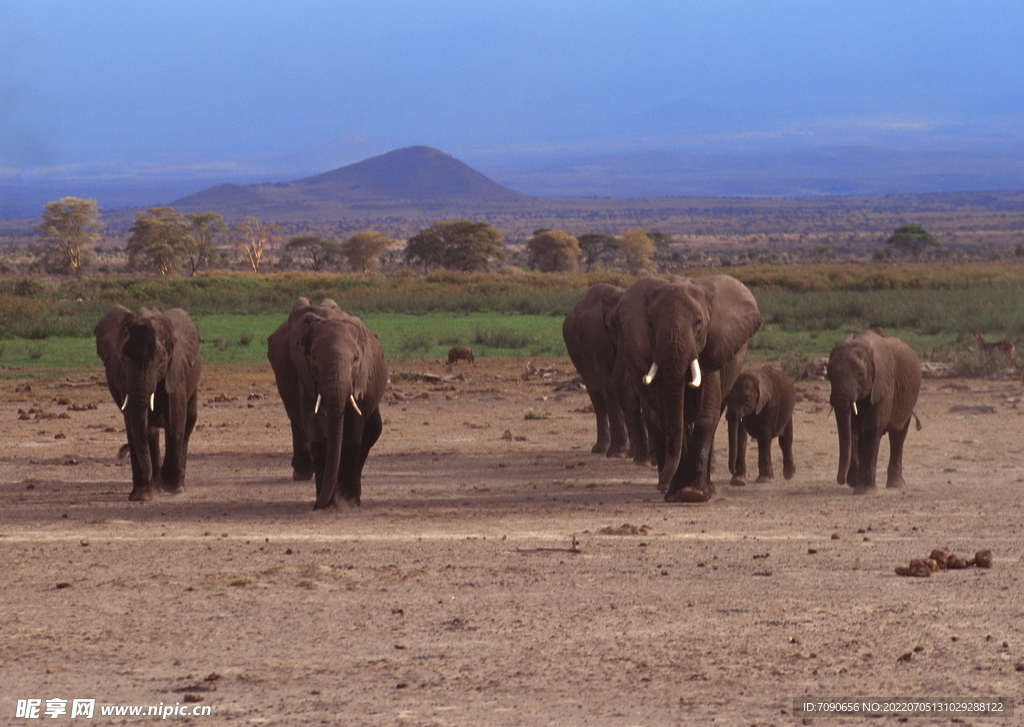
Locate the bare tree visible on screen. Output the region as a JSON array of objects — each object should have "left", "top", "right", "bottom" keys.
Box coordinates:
[
  {"left": 184, "top": 212, "right": 227, "bottom": 276},
  {"left": 231, "top": 217, "right": 282, "bottom": 274},
  {"left": 35, "top": 197, "right": 103, "bottom": 279}
]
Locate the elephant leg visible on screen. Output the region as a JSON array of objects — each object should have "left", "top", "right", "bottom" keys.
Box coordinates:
[
  {"left": 310, "top": 439, "right": 328, "bottom": 501},
  {"left": 730, "top": 425, "right": 748, "bottom": 486},
  {"left": 755, "top": 430, "right": 775, "bottom": 483},
  {"left": 126, "top": 431, "right": 157, "bottom": 501},
  {"left": 605, "top": 387, "right": 631, "bottom": 458},
  {"left": 852, "top": 424, "right": 882, "bottom": 493},
  {"left": 587, "top": 388, "right": 612, "bottom": 454},
  {"left": 159, "top": 400, "right": 188, "bottom": 494},
  {"left": 336, "top": 409, "right": 382, "bottom": 505},
  {"left": 780, "top": 419, "right": 796, "bottom": 480},
  {"left": 667, "top": 379, "right": 721, "bottom": 501},
  {"left": 885, "top": 420, "right": 911, "bottom": 488},
  {"left": 289, "top": 418, "right": 315, "bottom": 480}
]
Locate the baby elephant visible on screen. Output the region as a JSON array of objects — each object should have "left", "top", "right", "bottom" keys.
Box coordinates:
[
  {"left": 724, "top": 365, "right": 796, "bottom": 486},
  {"left": 446, "top": 346, "right": 475, "bottom": 367}
]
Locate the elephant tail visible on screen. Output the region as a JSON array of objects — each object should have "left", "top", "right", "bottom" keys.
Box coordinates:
[{"left": 912, "top": 410, "right": 922, "bottom": 431}]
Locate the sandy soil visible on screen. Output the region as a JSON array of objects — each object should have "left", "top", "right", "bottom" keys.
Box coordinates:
[{"left": 2, "top": 357, "right": 1023, "bottom": 726}]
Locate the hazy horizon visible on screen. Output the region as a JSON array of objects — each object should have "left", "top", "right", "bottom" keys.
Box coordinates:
[{"left": 3, "top": 0, "right": 1022, "bottom": 214}]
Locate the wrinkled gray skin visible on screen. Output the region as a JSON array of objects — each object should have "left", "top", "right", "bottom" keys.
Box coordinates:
[
  {"left": 268, "top": 298, "right": 388, "bottom": 509},
  {"left": 612, "top": 276, "right": 762, "bottom": 502},
  {"left": 94, "top": 305, "right": 201, "bottom": 501},
  {"left": 563, "top": 283, "right": 633, "bottom": 457},
  {"left": 725, "top": 365, "right": 796, "bottom": 486},
  {"left": 828, "top": 330, "right": 921, "bottom": 493}
]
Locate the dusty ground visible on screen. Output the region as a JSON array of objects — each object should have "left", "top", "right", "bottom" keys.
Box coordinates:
[{"left": 2, "top": 356, "right": 1023, "bottom": 726}]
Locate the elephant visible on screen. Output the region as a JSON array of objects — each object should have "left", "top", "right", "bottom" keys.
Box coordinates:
[
  {"left": 267, "top": 298, "right": 388, "bottom": 509},
  {"left": 724, "top": 365, "right": 796, "bottom": 486},
  {"left": 94, "top": 305, "right": 202, "bottom": 501},
  {"left": 611, "top": 276, "right": 762, "bottom": 502},
  {"left": 827, "top": 330, "right": 921, "bottom": 493},
  {"left": 562, "top": 283, "right": 632, "bottom": 457}
]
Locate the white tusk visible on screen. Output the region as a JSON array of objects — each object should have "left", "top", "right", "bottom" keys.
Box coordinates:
[
  {"left": 642, "top": 362, "right": 658, "bottom": 385},
  {"left": 688, "top": 358, "right": 702, "bottom": 389},
  {"left": 852, "top": 401, "right": 858, "bottom": 416},
  {"left": 314, "top": 393, "right": 322, "bottom": 414},
  {"left": 149, "top": 393, "right": 155, "bottom": 411},
  {"left": 121, "top": 395, "right": 129, "bottom": 411},
  {"left": 349, "top": 394, "right": 363, "bottom": 416}
]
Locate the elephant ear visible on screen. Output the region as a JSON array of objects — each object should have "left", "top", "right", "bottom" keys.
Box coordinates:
[
  {"left": 695, "top": 276, "right": 763, "bottom": 370},
  {"left": 94, "top": 305, "right": 133, "bottom": 369},
  {"left": 161, "top": 309, "right": 200, "bottom": 395},
  {"left": 754, "top": 371, "right": 773, "bottom": 415}
]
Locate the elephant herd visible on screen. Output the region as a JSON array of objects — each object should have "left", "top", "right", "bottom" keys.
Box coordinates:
[
  {"left": 563, "top": 277, "right": 922, "bottom": 501},
  {"left": 94, "top": 298, "right": 387, "bottom": 508},
  {"left": 92, "top": 278, "right": 922, "bottom": 508}
]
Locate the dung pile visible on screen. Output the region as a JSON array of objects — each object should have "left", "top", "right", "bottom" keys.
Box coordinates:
[{"left": 895, "top": 548, "right": 993, "bottom": 577}]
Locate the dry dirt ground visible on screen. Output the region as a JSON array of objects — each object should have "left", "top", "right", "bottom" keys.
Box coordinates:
[{"left": 2, "top": 357, "right": 1023, "bottom": 726}]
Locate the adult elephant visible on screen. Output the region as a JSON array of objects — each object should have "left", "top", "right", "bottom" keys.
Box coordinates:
[
  {"left": 268, "top": 298, "right": 388, "bottom": 509},
  {"left": 612, "top": 276, "right": 762, "bottom": 502},
  {"left": 828, "top": 330, "right": 921, "bottom": 493},
  {"left": 562, "top": 283, "right": 632, "bottom": 457},
  {"left": 724, "top": 364, "right": 796, "bottom": 486},
  {"left": 94, "top": 305, "right": 202, "bottom": 501}
]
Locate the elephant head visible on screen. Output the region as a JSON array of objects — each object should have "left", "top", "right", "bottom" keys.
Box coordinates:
[
  {"left": 283, "top": 300, "right": 387, "bottom": 509},
  {"left": 617, "top": 276, "right": 762, "bottom": 497},
  {"left": 94, "top": 305, "right": 201, "bottom": 500}
]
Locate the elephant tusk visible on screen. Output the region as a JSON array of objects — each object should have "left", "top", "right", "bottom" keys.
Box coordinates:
[
  {"left": 642, "top": 362, "right": 658, "bottom": 385},
  {"left": 314, "top": 393, "right": 322, "bottom": 414},
  {"left": 852, "top": 401, "right": 858, "bottom": 416},
  {"left": 349, "top": 394, "right": 363, "bottom": 416},
  {"left": 688, "top": 358, "right": 702, "bottom": 389},
  {"left": 121, "top": 395, "right": 129, "bottom": 411},
  {"left": 149, "top": 393, "right": 155, "bottom": 411}
]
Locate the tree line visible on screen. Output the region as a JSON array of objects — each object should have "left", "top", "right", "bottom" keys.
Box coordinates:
[{"left": 29, "top": 197, "right": 953, "bottom": 280}]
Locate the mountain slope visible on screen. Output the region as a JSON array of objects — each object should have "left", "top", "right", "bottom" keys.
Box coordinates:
[{"left": 172, "top": 146, "right": 528, "bottom": 213}]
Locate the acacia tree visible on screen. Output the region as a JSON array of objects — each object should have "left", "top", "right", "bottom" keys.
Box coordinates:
[
  {"left": 232, "top": 216, "right": 282, "bottom": 273},
  {"left": 35, "top": 197, "right": 103, "bottom": 279},
  {"left": 184, "top": 212, "right": 226, "bottom": 276},
  {"left": 286, "top": 235, "right": 341, "bottom": 272},
  {"left": 405, "top": 220, "right": 506, "bottom": 272},
  {"left": 341, "top": 230, "right": 392, "bottom": 273},
  {"left": 125, "top": 207, "right": 191, "bottom": 276},
  {"left": 620, "top": 228, "right": 658, "bottom": 275},
  {"left": 577, "top": 232, "right": 620, "bottom": 271},
  {"left": 885, "top": 224, "right": 940, "bottom": 262},
  {"left": 527, "top": 229, "right": 581, "bottom": 272}
]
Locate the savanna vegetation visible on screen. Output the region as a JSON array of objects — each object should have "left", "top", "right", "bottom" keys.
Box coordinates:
[{"left": 1, "top": 264, "right": 1022, "bottom": 377}]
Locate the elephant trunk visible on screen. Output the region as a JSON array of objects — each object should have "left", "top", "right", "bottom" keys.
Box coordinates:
[
  {"left": 313, "top": 366, "right": 350, "bottom": 510},
  {"left": 657, "top": 382, "right": 687, "bottom": 492},
  {"left": 835, "top": 404, "right": 853, "bottom": 485}
]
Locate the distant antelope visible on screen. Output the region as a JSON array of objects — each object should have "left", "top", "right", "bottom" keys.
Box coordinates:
[{"left": 974, "top": 333, "right": 1016, "bottom": 360}]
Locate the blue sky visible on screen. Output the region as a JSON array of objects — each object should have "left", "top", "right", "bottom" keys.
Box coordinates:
[{"left": 2, "top": 0, "right": 1022, "bottom": 194}]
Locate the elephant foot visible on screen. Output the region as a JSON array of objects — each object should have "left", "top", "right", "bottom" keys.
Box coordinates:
[
  {"left": 158, "top": 475, "right": 185, "bottom": 494},
  {"left": 128, "top": 486, "right": 156, "bottom": 502},
  {"left": 606, "top": 446, "right": 630, "bottom": 459},
  {"left": 851, "top": 484, "right": 877, "bottom": 495},
  {"left": 591, "top": 442, "right": 609, "bottom": 455},
  {"left": 755, "top": 474, "right": 774, "bottom": 484},
  {"left": 665, "top": 486, "right": 711, "bottom": 503},
  {"left": 730, "top": 475, "right": 747, "bottom": 487},
  {"left": 885, "top": 476, "right": 905, "bottom": 489},
  {"left": 293, "top": 468, "right": 314, "bottom": 481},
  {"left": 783, "top": 465, "right": 796, "bottom": 480}
]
